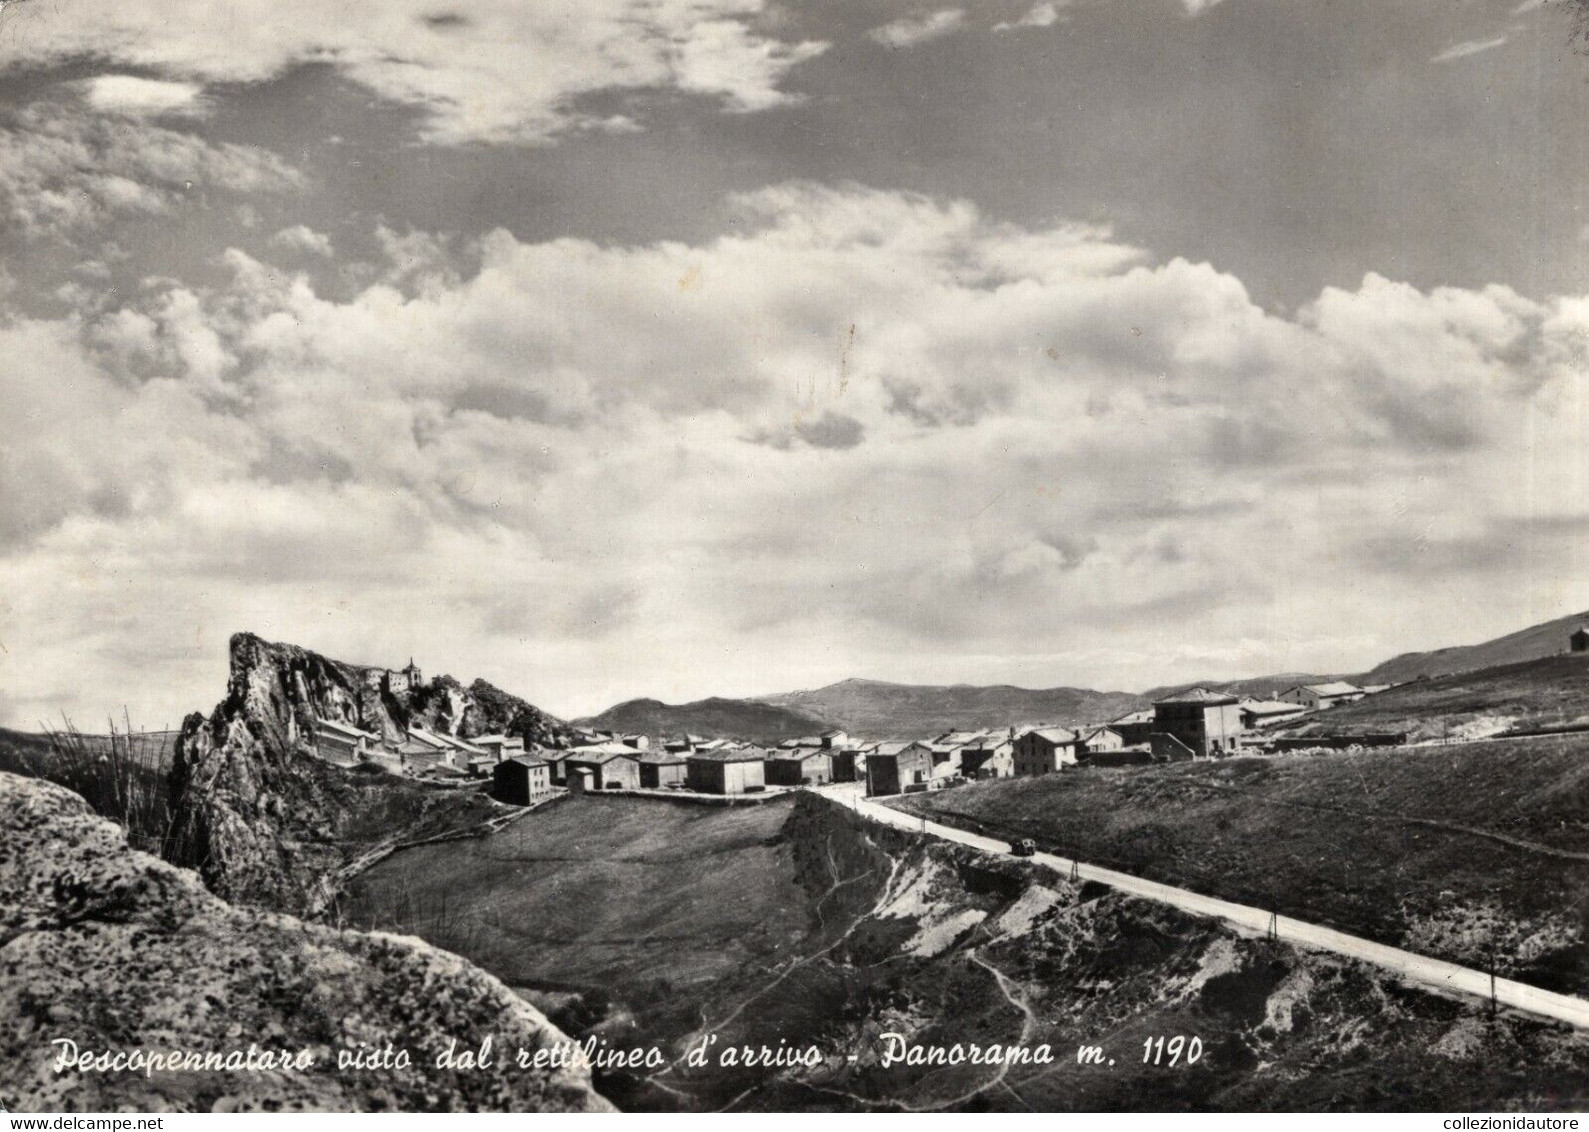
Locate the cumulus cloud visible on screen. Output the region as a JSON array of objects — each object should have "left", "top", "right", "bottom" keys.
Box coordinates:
[
  {"left": 268, "top": 224, "right": 334, "bottom": 258},
  {"left": 994, "top": 3, "right": 1067, "bottom": 32},
  {"left": 1, "top": 183, "right": 1586, "bottom": 726},
  {"left": 870, "top": 9, "right": 967, "bottom": 49},
  {"left": 0, "top": 102, "right": 299, "bottom": 239},
  {"left": 77, "top": 75, "right": 208, "bottom": 117},
  {"left": 1432, "top": 35, "right": 1510, "bottom": 63},
  {"left": 0, "top": 0, "right": 828, "bottom": 144}
]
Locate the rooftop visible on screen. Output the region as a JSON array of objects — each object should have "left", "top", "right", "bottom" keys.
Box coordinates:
[
  {"left": 1026, "top": 726, "right": 1078, "bottom": 743},
  {"left": 565, "top": 743, "right": 642, "bottom": 764},
  {"left": 688, "top": 747, "right": 770, "bottom": 763},
  {"left": 637, "top": 749, "right": 688, "bottom": 765},
  {"left": 769, "top": 747, "right": 826, "bottom": 761},
  {"left": 314, "top": 717, "right": 378, "bottom": 739},
  {"left": 868, "top": 741, "right": 917, "bottom": 757},
  {"left": 501, "top": 754, "right": 550, "bottom": 769},
  {"left": 1153, "top": 687, "right": 1240, "bottom": 706},
  {"left": 1301, "top": 681, "right": 1363, "bottom": 696},
  {"left": 1242, "top": 699, "right": 1307, "bottom": 715}
]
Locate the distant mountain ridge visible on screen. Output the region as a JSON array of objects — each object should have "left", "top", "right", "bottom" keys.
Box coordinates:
[
  {"left": 754, "top": 677, "right": 1143, "bottom": 737},
  {"left": 578, "top": 604, "right": 1589, "bottom": 743},
  {"left": 573, "top": 697, "right": 829, "bottom": 744}
]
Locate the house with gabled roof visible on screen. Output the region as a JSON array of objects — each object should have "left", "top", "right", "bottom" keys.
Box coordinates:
[
  {"left": 637, "top": 748, "right": 689, "bottom": 789},
  {"left": 404, "top": 724, "right": 486, "bottom": 767},
  {"left": 473, "top": 733, "right": 525, "bottom": 760},
  {"left": 1013, "top": 727, "right": 1079, "bottom": 776},
  {"left": 1108, "top": 708, "right": 1156, "bottom": 747},
  {"left": 312, "top": 717, "right": 379, "bottom": 766},
  {"left": 830, "top": 738, "right": 873, "bottom": 782},
  {"left": 1077, "top": 725, "right": 1125, "bottom": 756},
  {"left": 563, "top": 743, "right": 643, "bottom": 790},
  {"left": 766, "top": 746, "right": 833, "bottom": 787},
  {"left": 538, "top": 747, "right": 575, "bottom": 786},
  {"left": 1278, "top": 681, "right": 1365, "bottom": 711},
  {"left": 1239, "top": 698, "right": 1310, "bottom": 729},
  {"left": 1151, "top": 687, "right": 1244, "bottom": 759},
  {"left": 686, "top": 746, "right": 768, "bottom": 794},
  {"left": 864, "top": 740, "right": 960, "bottom": 796},
  {"left": 960, "top": 734, "right": 1014, "bottom": 780},
  {"left": 492, "top": 755, "right": 552, "bottom": 805}
]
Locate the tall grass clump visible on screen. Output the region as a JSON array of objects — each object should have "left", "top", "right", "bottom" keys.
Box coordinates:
[{"left": 30, "top": 713, "right": 176, "bottom": 857}]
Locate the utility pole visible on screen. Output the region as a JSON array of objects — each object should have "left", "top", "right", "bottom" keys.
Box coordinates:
[{"left": 1267, "top": 910, "right": 1279, "bottom": 941}]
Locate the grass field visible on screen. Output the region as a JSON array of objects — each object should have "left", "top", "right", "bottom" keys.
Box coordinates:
[
  {"left": 344, "top": 794, "right": 812, "bottom": 992},
  {"left": 342, "top": 791, "right": 1589, "bottom": 1111},
  {"left": 341, "top": 793, "right": 836, "bottom": 1108},
  {"left": 886, "top": 738, "right": 1589, "bottom": 994}
]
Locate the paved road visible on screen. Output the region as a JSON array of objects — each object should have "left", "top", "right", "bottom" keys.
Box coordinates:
[{"left": 819, "top": 784, "right": 1589, "bottom": 1031}]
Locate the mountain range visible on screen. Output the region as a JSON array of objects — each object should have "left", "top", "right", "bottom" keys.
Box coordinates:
[{"left": 578, "top": 607, "right": 1589, "bottom": 742}]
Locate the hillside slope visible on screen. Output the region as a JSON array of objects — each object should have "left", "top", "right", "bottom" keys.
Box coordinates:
[
  {"left": 1282, "top": 653, "right": 1589, "bottom": 742},
  {"left": 345, "top": 792, "right": 1589, "bottom": 1111},
  {"left": 890, "top": 737, "right": 1589, "bottom": 996},
  {"left": 574, "top": 697, "right": 830, "bottom": 743},
  {"left": 1363, "top": 609, "right": 1589, "bottom": 685},
  {"left": 756, "top": 677, "right": 1141, "bottom": 735}
]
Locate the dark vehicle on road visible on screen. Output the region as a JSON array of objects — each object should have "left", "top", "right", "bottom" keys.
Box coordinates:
[{"left": 1010, "top": 837, "right": 1036, "bottom": 857}]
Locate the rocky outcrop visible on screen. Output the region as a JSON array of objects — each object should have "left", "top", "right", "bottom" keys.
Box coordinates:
[
  {"left": 168, "top": 633, "right": 571, "bottom": 912},
  {"left": 0, "top": 772, "right": 614, "bottom": 1112}
]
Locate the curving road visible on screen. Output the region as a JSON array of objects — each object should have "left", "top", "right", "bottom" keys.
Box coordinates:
[{"left": 818, "top": 784, "right": 1589, "bottom": 1031}]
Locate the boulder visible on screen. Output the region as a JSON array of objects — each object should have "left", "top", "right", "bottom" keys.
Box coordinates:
[{"left": 0, "top": 772, "right": 614, "bottom": 1112}]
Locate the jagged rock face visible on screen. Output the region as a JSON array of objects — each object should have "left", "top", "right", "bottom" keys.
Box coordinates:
[
  {"left": 0, "top": 772, "right": 614, "bottom": 1113},
  {"left": 459, "top": 678, "right": 571, "bottom": 748},
  {"left": 183, "top": 632, "right": 572, "bottom": 752},
  {"left": 168, "top": 633, "right": 570, "bottom": 911}
]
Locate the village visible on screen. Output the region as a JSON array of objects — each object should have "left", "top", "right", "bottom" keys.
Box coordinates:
[{"left": 303, "top": 669, "right": 1403, "bottom": 806}]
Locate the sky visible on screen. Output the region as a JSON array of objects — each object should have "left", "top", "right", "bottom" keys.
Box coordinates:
[{"left": 1, "top": 0, "right": 1589, "bottom": 727}]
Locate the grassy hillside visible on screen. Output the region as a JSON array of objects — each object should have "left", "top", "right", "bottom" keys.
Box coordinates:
[
  {"left": 344, "top": 792, "right": 1589, "bottom": 1111},
  {"left": 756, "top": 677, "right": 1142, "bottom": 735},
  {"left": 1283, "top": 653, "right": 1589, "bottom": 741},
  {"left": 1363, "top": 609, "right": 1589, "bottom": 686},
  {"left": 574, "top": 697, "right": 831, "bottom": 743},
  {"left": 888, "top": 738, "right": 1589, "bottom": 996}
]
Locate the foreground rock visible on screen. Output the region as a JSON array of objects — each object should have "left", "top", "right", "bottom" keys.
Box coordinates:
[
  {"left": 0, "top": 773, "right": 613, "bottom": 1112},
  {"left": 169, "top": 632, "right": 572, "bottom": 912}
]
